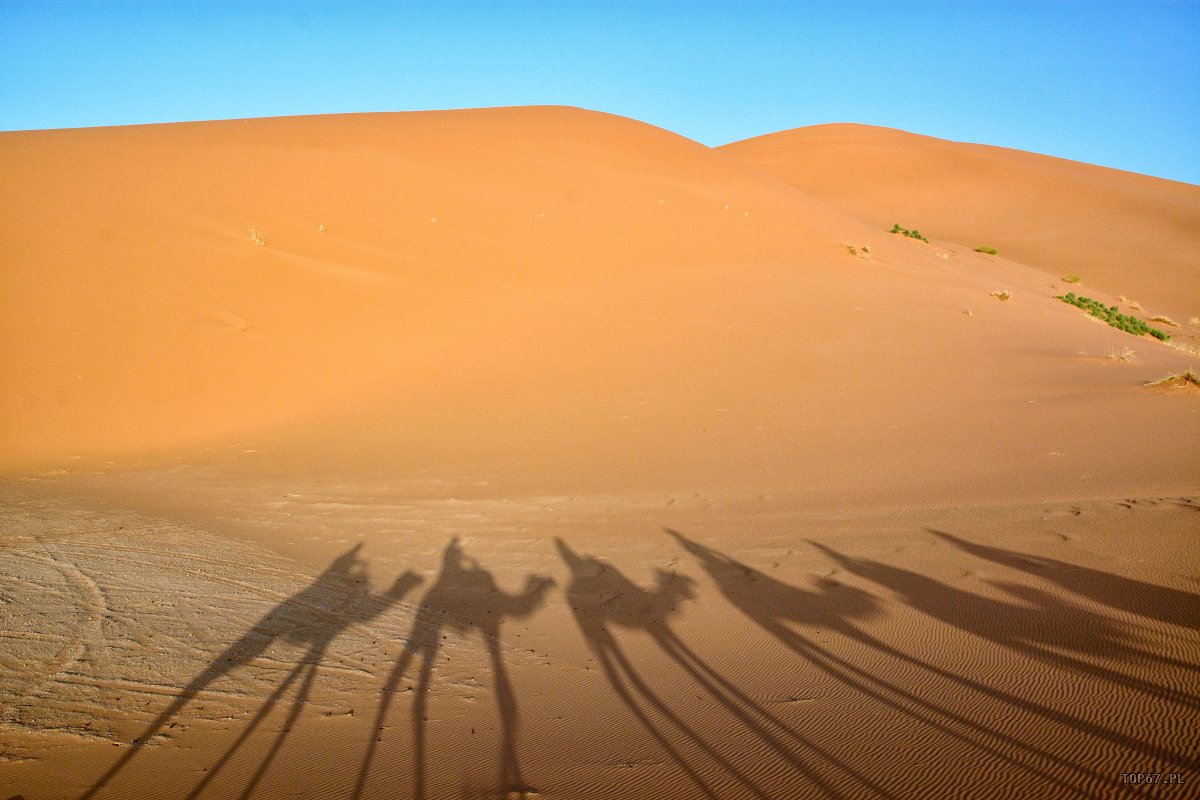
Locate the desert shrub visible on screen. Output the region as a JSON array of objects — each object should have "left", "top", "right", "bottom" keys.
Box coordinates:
[
  {"left": 991, "top": 290, "right": 1011, "bottom": 302},
  {"left": 975, "top": 245, "right": 999, "bottom": 255},
  {"left": 890, "top": 224, "right": 928, "bottom": 242},
  {"left": 1056, "top": 293, "right": 1171, "bottom": 341},
  {"left": 1149, "top": 315, "right": 1179, "bottom": 327},
  {"left": 1062, "top": 275, "right": 1082, "bottom": 284}
]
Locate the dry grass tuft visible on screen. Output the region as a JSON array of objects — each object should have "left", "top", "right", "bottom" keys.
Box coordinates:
[
  {"left": 1189, "top": 317, "right": 1200, "bottom": 326},
  {"left": 990, "top": 290, "right": 1011, "bottom": 302},
  {"left": 844, "top": 243, "right": 871, "bottom": 260},
  {"left": 1118, "top": 295, "right": 1144, "bottom": 311},
  {"left": 248, "top": 228, "right": 267, "bottom": 247},
  {"left": 1146, "top": 369, "right": 1200, "bottom": 388},
  {"left": 1062, "top": 275, "right": 1082, "bottom": 284},
  {"left": 1106, "top": 346, "right": 1137, "bottom": 363},
  {"left": 1149, "top": 315, "right": 1179, "bottom": 327},
  {"left": 1166, "top": 340, "right": 1200, "bottom": 356}
]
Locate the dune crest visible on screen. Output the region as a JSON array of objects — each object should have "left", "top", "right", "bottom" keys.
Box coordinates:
[{"left": 721, "top": 123, "right": 1200, "bottom": 322}]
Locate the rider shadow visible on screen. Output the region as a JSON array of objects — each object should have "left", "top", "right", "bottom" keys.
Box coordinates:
[
  {"left": 667, "top": 529, "right": 1159, "bottom": 796},
  {"left": 801, "top": 539, "right": 1200, "bottom": 774},
  {"left": 355, "top": 537, "right": 554, "bottom": 800},
  {"left": 927, "top": 529, "right": 1200, "bottom": 630},
  {"left": 79, "top": 543, "right": 420, "bottom": 800},
  {"left": 808, "top": 540, "right": 1200, "bottom": 708},
  {"left": 555, "top": 537, "right": 882, "bottom": 800}
]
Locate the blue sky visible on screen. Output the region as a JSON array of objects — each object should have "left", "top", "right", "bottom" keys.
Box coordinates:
[{"left": 2, "top": 1, "right": 1198, "bottom": 183}]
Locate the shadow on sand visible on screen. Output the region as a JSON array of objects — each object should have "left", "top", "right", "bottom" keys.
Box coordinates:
[
  {"left": 659, "top": 528, "right": 1198, "bottom": 797},
  {"left": 354, "top": 537, "right": 553, "bottom": 800},
  {"left": 927, "top": 529, "right": 1200, "bottom": 631},
  {"left": 555, "top": 536, "right": 888, "bottom": 800},
  {"left": 78, "top": 543, "right": 419, "bottom": 800}
]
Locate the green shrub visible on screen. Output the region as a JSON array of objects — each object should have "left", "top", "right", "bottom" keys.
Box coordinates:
[
  {"left": 890, "top": 223, "right": 929, "bottom": 242},
  {"left": 1056, "top": 293, "right": 1171, "bottom": 341},
  {"left": 975, "top": 245, "right": 998, "bottom": 255}
]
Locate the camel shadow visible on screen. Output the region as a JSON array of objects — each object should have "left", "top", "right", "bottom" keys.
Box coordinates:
[
  {"left": 928, "top": 529, "right": 1200, "bottom": 631},
  {"left": 79, "top": 543, "right": 420, "bottom": 800},
  {"left": 809, "top": 540, "right": 1199, "bottom": 708},
  {"left": 668, "top": 529, "right": 1200, "bottom": 795},
  {"left": 804, "top": 539, "right": 1200, "bottom": 773},
  {"left": 355, "top": 537, "right": 553, "bottom": 800},
  {"left": 556, "top": 536, "right": 887, "bottom": 800}
]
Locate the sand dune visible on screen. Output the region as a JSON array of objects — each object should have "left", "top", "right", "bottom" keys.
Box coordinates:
[
  {"left": 1, "top": 107, "right": 1197, "bottom": 799},
  {"left": 721, "top": 123, "right": 1200, "bottom": 323},
  {"left": 2, "top": 108, "right": 1196, "bottom": 505}
]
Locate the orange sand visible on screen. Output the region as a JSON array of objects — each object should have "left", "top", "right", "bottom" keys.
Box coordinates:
[{"left": 1, "top": 108, "right": 1197, "bottom": 800}]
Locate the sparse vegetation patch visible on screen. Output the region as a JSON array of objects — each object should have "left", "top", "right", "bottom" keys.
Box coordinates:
[
  {"left": 1107, "top": 346, "right": 1137, "bottom": 362},
  {"left": 975, "top": 245, "right": 998, "bottom": 255},
  {"left": 1149, "top": 315, "right": 1179, "bottom": 327},
  {"left": 1146, "top": 369, "right": 1200, "bottom": 388},
  {"left": 1056, "top": 292, "right": 1171, "bottom": 341},
  {"left": 991, "top": 290, "right": 1011, "bottom": 302},
  {"left": 248, "top": 228, "right": 267, "bottom": 247},
  {"left": 1062, "top": 275, "right": 1082, "bottom": 284},
  {"left": 890, "top": 224, "right": 928, "bottom": 242},
  {"left": 844, "top": 243, "right": 871, "bottom": 260}
]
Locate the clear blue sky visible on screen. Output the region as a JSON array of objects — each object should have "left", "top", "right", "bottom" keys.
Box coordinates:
[{"left": 3, "top": 1, "right": 1198, "bottom": 183}]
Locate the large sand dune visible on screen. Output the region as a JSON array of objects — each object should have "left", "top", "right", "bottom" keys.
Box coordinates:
[
  {"left": 721, "top": 123, "right": 1200, "bottom": 323},
  {"left": 1, "top": 107, "right": 1197, "bottom": 799}
]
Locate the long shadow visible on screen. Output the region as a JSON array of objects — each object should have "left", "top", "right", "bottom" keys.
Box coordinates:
[
  {"left": 928, "top": 529, "right": 1200, "bottom": 631},
  {"left": 355, "top": 537, "right": 553, "bottom": 800},
  {"left": 667, "top": 529, "right": 1196, "bottom": 796},
  {"left": 79, "top": 543, "right": 420, "bottom": 800},
  {"left": 805, "top": 540, "right": 1200, "bottom": 772},
  {"left": 809, "top": 541, "right": 1200, "bottom": 709},
  {"left": 555, "top": 538, "right": 884, "bottom": 800}
]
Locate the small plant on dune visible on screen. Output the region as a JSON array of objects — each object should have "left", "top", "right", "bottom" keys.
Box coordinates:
[
  {"left": 1056, "top": 292, "right": 1171, "bottom": 341},
  {"left": 318, "top": 222, "right": 326, "bottom": 234},
  {"left": 248, "top": 228, "right": 267, "bottom": 247},
  {"left": 1167, "top": 340, "right": 1200, "bottom": 356},
  {"left": 1107, "top": 346, "right": 1137, "bottom": 363},
  {"left": 1118, "top": 295, "right": 1144, "bottom": 311},
  {"left": 975, "top": 245, "right": 999, "bottom": 255},
  {"left": 991, "top": 290, "right": 1011, "bottom": 302},
  {"left": 1062, "top": 275, "right": 1082, "bottom": 284},
  {"left": 1149, "top": 315, "right": 1179, "bottom": 327},
  {"left": 844, "top": 243, "right": 871, "bottom": 260},
  {"left": 964, "top": 308, "right": 974, "bottom": 317},
  {"left": 1190, "top": 317, "right": 1200, "bottom": 326},
  {"left": 1146, "top": 369, "right": 1200, "bottom": 388},
  {"left": 890, "top": 223, "right": 929, "bottom": 242}
]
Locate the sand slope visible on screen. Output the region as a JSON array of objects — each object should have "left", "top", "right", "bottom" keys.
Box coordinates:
[
  {"left": 3, "top": 108, "right": 1197, "bottom": 508},
  {"left": 722, "top": 123, "right": 1200, "bottom": 324}
]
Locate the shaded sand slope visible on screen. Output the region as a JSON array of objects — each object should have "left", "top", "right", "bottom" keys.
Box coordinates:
[
  {"left": 721, "top": 124, "right": 1200, "bottom": 323},
  {"left": 2, "top": 108, "right": 1197, "bottom": 509}
]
